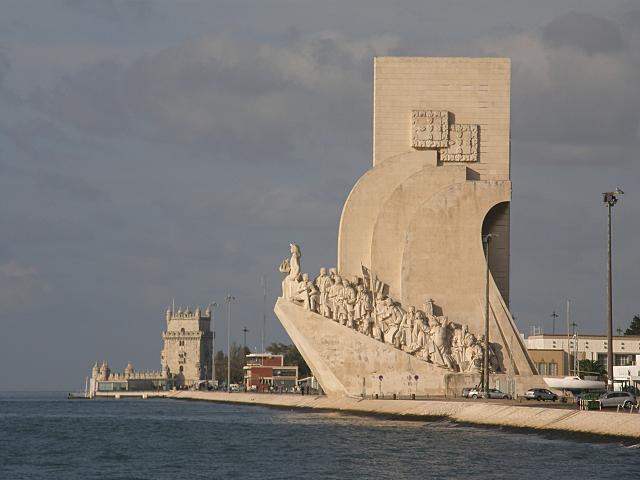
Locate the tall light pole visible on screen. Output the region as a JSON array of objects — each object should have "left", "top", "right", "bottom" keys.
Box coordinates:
[
  {"left": 261, "top": 275, "right": 267, "bottom": 353},
  {"left": 603, "top": 187, "right": 623, "bottom": 390},
  {"left": 208, "top": 302, "right": 217, "bottom": 386},
  {"left": 566, "top": 300, "right": 571, "bottom": 376},
  {"left": 482, "top": 233, "right": 496, "bottom": 394},
  {"left": 225, "top": 295, "right": 236, "bottom": 393}
]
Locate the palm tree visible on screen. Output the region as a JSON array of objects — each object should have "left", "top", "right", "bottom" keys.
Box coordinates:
[{"left": 578, "top": 359, "right": 606, "bottom": 378}]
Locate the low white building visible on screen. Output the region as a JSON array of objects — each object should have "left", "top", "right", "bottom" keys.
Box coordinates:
[{"left": 526, "top": 334, "right": 640, "bottom": 369}]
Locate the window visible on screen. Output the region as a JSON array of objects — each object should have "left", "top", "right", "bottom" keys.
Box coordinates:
[
  {"left": 615, "top": 354, "right": 633, "bottom": 366},
  {"left": 597, "top": 353, "right": 608, "bottom": 370},
  {"left": 548, "top": 362, "right": 558, "bottom": 376},
  {"left": 537, "top": 362, "right": 547, "bottom": 375}
]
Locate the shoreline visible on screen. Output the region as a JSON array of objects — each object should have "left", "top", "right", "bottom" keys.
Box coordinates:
[{"left": 167, "top": 391, "right": 640, "bottom": 439}]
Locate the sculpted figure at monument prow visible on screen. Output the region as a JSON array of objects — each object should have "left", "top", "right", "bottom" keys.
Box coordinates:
[{"left": 274, "top": 57, "right": 539, "bottom": 398}]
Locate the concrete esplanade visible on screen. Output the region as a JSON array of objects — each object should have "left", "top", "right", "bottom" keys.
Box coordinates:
[{"left": 169, "top": 391, "right": 640, "bottom": 439}]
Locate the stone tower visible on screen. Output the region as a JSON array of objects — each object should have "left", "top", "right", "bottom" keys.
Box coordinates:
[{"left": 161, "top": 306, "right": 213, "bottom": 386}]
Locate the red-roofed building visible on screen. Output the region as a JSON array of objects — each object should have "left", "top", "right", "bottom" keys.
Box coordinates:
[{"left": 243, "top": 353, "right": 298, "bottom": 392}]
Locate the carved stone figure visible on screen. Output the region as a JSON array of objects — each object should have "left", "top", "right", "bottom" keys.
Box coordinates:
[
  {"left": 425, "top": 316, "right": 454, "bottom": 369},
  {"left": 452, "top": 324, "right": 468, "bottom": 371},
  {"left": 413, "top": 311, "right": 429, "bottom": 358},
  {"left": 295, "top": 273, "right": 319, "bottom": 312},
  {"left": 280, "top": 243, "right": 302, "bottom": 299},
  {"left": 314, "top": 268, "right": 333, "bottom": 317},
  {"left": 400, "top": 306, "right": 417, "bottom": 352},
  {"left": 355, "top": 284, "right": 373, "bottom": 336},
  {"left": 465, "top": 334, "right": 483, "bottom": 373},
  {"left": 343, "top": 278, "right": 357, "bottom": 328},
  {"left": 327, "top": 275, "right": 344, "bottom": 322}
]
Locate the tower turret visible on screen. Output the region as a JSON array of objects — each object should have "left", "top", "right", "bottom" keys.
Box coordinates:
[{"left": 91, "top": 361, "right": 100, "bottom": 379}]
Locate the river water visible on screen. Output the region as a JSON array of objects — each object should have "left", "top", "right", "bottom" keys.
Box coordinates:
[{"left": 1, "top": 392, "right": 639, "bottom": 479}]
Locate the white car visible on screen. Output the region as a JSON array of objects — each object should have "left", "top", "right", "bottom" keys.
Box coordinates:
[{"left": 468, "top": 388, "right": 511, "bottom": 399}]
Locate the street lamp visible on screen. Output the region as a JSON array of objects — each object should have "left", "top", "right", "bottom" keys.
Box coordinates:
[
  {"left": 208, "top": 302, "right": 217, "bottom": 387},
  {"left": 482, "top": 233, "right": 497, "bottom": 394},
  {"left": 242, "top": 326, "right": 249, "bottom": 351},
  {"left": 603, "top": 187, "right": 623, "bottom": 390},
  {"left": 550, "top": 311, "right": 558, "bottom": 335},
  {"left": 225, "top": 295, "right": 236, "bottom": 393}
]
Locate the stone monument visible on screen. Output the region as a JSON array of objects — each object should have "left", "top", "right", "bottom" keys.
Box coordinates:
[{"left": 275, "top": 57, "right": 539, "bottom": 397}]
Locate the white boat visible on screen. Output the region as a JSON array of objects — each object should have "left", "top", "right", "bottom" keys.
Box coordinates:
[{"left": 543, "top": 376, "right": 605, "bottom": 391}]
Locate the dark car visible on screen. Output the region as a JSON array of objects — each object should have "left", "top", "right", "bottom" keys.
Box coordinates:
[{"left": 524, "top": 388, "right": 558, "bottom": 401}]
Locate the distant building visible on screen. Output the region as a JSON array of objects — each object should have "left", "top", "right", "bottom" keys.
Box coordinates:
[
  {"left": 89, "top": 304, "right": 214, "bottom": 395},
  {"left": 243, "top": 353, "right": 298, "bottom": 392},
  {"left": 89, "top": 361, "right": 171, "bottom": 394},
  {"left": 526, "top": 334, "right": 640, "bottom": 380},
  {"left": 161, "top": 306, "right": 213, "bottom": 385}
]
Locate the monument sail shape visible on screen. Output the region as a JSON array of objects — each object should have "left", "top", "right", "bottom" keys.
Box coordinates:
[{"left": 275, "top": 57, "right": 538, "bottom": 397}]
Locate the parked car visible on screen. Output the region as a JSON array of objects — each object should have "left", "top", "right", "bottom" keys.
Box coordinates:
[
  {"left": 524, "top": 388, "right": 558, "bottom": 402},
  {"left": 468, "top": 388, "right": 511, "bottom": 399},
  {"left": 598, "top": 391, "right": 637, "bottom": 409},
  {"left": 462, "top": 387, "right": 473, "bottom": 398}
]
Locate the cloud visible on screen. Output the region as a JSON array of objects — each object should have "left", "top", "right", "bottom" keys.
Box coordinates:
[
  {"left": 63, "top": 0, "right": 156, "bottom": 25},
  {"left": 541, "top": 12, "right": 624, "bottom": 54},
  {"left": 477, "top": 12, "right": 640, "bottom": 152},
  {"left": 0, "top": 261, "right": 49, "bottom": 313},
  {"left": 29, "top": 32, "right": 400, "bottom": 163}
]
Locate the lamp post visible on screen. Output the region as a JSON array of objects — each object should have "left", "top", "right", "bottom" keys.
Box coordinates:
[
  {"left": 482, "top": 233, "right": 496, "bottom": 394},
  {"left": 261, "top": 275, "right": 267, "bottom": 353},
  {"left": 378, "top": 375, "right": 383, "bottom": 398},
  {"left": 208, "top": 301, "right": 217, "bottom": 387},
  {"left": 225, "top": 295, "right": 236, "bottom": 393},
  {"left": 603, "top": 188, "right": 623, "bottom": 390},
  {"left": 242, "top": 326, "right": 249, "bottom": 351}
]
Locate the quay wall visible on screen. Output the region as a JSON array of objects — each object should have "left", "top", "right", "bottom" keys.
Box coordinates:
[{"left": 168, "top": 391, "right": 640, "bottom": 439}]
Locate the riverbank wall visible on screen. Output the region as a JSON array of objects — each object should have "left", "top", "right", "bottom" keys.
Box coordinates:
[{"left": 168, "top": 391, "right": 640, "bottom": 439}]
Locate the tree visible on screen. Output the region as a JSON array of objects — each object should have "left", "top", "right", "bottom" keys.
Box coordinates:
[
  {"left": 266, "top": 342, "right": 311, "bottom": 377},
  {"left": 578, "top": 359, "right": 605, "bottom": 378},
  {"left": 624, "top": 315, "right": 640, "bottom": 336},
  {"left": 214, "top": 342, "right": 251, "bottom": 385}
]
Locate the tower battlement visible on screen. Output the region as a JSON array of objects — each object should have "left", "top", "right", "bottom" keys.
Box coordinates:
[{"left": 165, "top": 306, "right": 211, "bottom": 321}]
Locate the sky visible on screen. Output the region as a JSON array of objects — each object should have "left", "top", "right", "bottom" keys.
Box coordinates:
[{"left": 1, "top": 0, "right": 639, "bottom": 390}]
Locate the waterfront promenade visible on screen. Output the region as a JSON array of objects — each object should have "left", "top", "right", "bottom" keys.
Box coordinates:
[{"left": 168, "top": 391, "right": 640, "bottom": 439}]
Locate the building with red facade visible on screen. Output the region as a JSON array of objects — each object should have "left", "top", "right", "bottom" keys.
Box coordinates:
[{"left": 243, "top": 353, "right": 298, "bottom": 392}]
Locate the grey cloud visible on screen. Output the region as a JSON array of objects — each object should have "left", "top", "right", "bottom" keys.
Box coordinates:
[
  {"left": 63, "top": 0, "right": 155, "bottom": 24},
  {"left": 31, "top": 60, "right": 130, "bottom": 137},
  {"left": 0, "top": 48, "right": 9, "bottom": 84},
  {"left": 0, "top": 261, "right": 50, "bottom": 314},
  {"left": 477, "top": 13, "right": 640, "bottom": 150},
  {"left": 29, "top": 32, "right": 399, "bottom": 163},
  {"left": 541, "top": 12, "right": 624, "bottom": 54}
]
